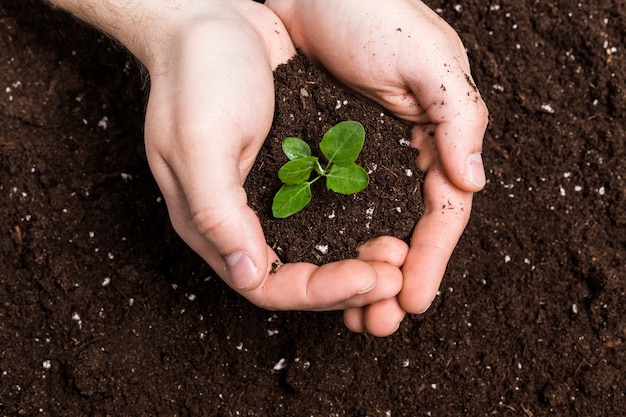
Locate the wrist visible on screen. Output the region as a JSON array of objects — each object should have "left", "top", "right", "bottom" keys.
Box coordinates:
[{"left": 49, "top": 0, "right": 233, "bottom": 73}]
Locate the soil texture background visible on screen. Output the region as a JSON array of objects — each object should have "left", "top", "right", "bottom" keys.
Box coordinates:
[{"left": 1, "top": 1, "right": 625, "bottom": 416}]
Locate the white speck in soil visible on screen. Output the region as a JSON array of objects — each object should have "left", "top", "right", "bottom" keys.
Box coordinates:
[
  {"left": 315, "top": 244, "right": 329, "bottom": 254},
  {"left": 97, "top": 116, "right": 109, "bottom": 129},
  {"left": 71, "top": 312, "right": 82, "bottom": 330},
  {"left": 273, "top": 358, "right": 286, "bottom": 371}
]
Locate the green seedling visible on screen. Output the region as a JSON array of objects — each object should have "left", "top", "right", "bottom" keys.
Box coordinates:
[{"left": 272, "top": 120, "right": 370, "bottom": 218}]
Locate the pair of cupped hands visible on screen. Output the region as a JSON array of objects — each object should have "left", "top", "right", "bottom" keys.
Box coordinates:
[{"left": 141, "top": 0, "right": 488, "bottom": 337}]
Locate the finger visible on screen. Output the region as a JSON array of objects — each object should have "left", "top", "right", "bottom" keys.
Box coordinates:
[
  {"left": 232, "top": 0, "right": 296, "bottom": 69},
  {"left": 398, "top": 166, "right": 473, "bottom": 314},
  {"left": 146, "top": 147, "right": 269, "bottom": 292},
  {"left": 350, "top": 236, "right": 408, "bottom": 336},
  {"left": 344, "top": 236, "right": 409, "bottom": 336},
  {"left": 243, "top": 253, "right": 405, "bottom": 311},
  {"left": 168, "top": 113, "right": 270, "bottom": 291},
  {"left": 401, "top": 53, "right": 489, "bottom": 193},
  {"left": 243, "top": 257, "right": 378, "bottom": 311},
  {"left": 357, "top": 236, "right": 409, "bottom": 268},
  {"left": 343, "top": 297, "right": 406, "bottom": 337},
  {"left": 178, "top": 137, "right": 268, "bottom": 292},
  {"left": 410, "top": 124, "right": 439, "bottom": 172},
  {"left": 339, "top": 261, "right": 404, "bottom": 309},
  {"left": 343, "top": 308, "right": 366, "bottom": 333},
  {"left": 364, "top": 297, "right": 406, "bottom": 337}
]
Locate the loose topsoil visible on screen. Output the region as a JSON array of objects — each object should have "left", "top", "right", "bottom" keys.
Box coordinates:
[{"left": 1, "top": 1, "right": 625, "bottom": 416}]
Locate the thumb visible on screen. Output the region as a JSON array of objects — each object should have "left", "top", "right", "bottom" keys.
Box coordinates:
[
  {"left": 182, "top": 137, "right": 269, "bottom": 290},
  {"left": 147, "top": 138, "right": 269, "bottom": 292},
  {"left": 428, "top": 93, "right": 488, "bottom": 192},
  {"left": 405, "top": 60, "right": 489, "bottom": 192},
  {"left": 191, "top": 187, "right": 268, "bottom": 291}
]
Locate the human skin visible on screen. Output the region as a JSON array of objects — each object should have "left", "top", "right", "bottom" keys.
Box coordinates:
[
  {"left": 265, "top": 0, "right": 489, "bottom": 332},
  {"left": 48, "top": 0, "right": 411, "bottom": 335}
]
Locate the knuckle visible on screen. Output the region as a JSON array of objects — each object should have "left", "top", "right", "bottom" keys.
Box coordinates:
[{"left": 192, "top": 207, "right": 230, "bottom": 239}]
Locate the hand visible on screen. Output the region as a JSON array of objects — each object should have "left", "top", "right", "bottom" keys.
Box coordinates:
[
  {"left": 266, "top": 0, "right": 489, "bottom": 314},
  {"left": 141, "top": 0, "right": 405, "bottom": 313}
]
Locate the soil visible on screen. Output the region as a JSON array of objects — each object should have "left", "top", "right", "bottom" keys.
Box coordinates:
[
  {"left": 1, "top": 1, "right": 625, "bottom": 416},
  {"left": 246, "top": 52, "right": 421, "bottom": 265}
]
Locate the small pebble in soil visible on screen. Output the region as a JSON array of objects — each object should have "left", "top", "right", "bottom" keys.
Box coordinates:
[
  {"left": 71, "top": 312, "right": 82, "bottom": 330},
  {"left": 315, "top": 244, "right": 329, "bottom": 254},
  {"left": 273, "top": 358, "right": 286, "bottom": 371}
]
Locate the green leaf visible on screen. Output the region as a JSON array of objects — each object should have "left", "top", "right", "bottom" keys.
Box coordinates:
[
  {"left": 282, "top": 137, "right": 311, "bottom": 160},
  {"left": 319, "top": 121, "right": 365, "bottom": 166},
  {"left": 278, "top": 156, "right": 318, "bottom": 185},
  {"left": 272, "top": 183, "right": 313, "bottom": 218},
  {"left": 326, "top": 163, "right": 370, "bottom": 194}
]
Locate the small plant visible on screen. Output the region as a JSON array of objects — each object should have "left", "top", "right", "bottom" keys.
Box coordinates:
[{"left": 272, "top": 120, "right": 370, "bottom": 218}]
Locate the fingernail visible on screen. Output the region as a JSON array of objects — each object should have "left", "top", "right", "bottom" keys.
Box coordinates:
[
  {"left": 225, "top": 252, "right": 256, "bottom": 289},
  {"left": 467, "top": 152, "right": 486, "bottom": 188},
  {"left": 357, "top": 281, "right": 376, "bottom": 295},
  {"left": 417, "top": 303, "right": 432, "bottom": 314}
]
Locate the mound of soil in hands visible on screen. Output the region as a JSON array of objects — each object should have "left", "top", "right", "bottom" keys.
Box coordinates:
[
  {"left": 246, "top": 52, "right": 422, "bottom": 264},
  {"left": 1, "top": 1, "right": 625, "bottom": 416}
]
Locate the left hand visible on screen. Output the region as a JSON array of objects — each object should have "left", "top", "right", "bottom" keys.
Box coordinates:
[
  {"left": 143, "top": 0, "right": 407, "bottom": 315},
  {"left": 266, "top": 0, "right": 489, "bottom": 319}
]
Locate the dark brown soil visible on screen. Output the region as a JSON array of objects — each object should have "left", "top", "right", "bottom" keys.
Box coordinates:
[{"left": 1, "top": 1, "right": 625, "bottom": 416}]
